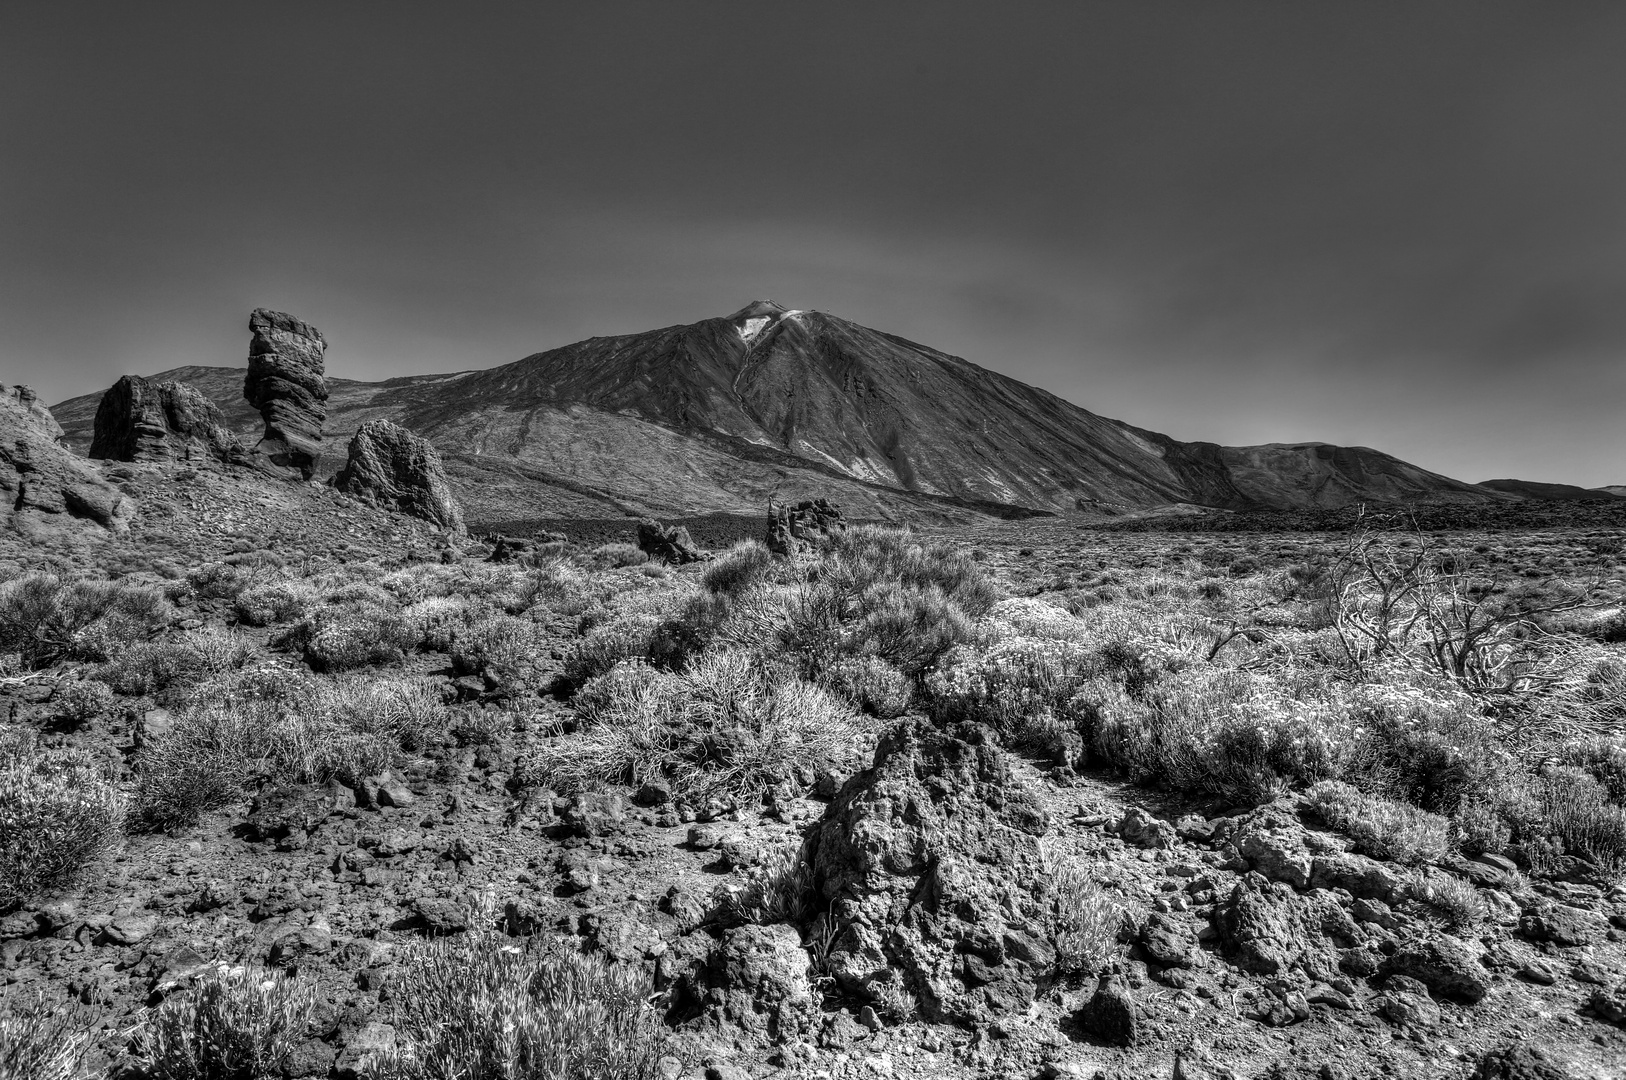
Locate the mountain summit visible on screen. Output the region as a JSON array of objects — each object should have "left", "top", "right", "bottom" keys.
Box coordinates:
[{"left": 53, "top": 303, "right": 1497, "bottom": 522}]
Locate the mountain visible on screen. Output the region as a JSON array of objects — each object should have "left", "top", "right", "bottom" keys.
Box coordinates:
[
  {"left": 1477, "top": 479, "right": 1625, "bottom": 502},
  {"left": 53, "top": 301, "right": 1501, "bottom": 522}
]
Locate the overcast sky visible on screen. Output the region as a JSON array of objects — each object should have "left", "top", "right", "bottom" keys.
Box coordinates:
[{"left": 3, "top": 2, "right": 1624, "bottom": 486}]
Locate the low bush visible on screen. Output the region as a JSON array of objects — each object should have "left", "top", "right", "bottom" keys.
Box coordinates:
[
  {"left": 820, "top": 525, "right": 1000, "bottom": 617},
  {"left": 820, "top": 655, "right": 913, "bottom": 719},
  {"left": 0, "top": 992, "right": 98, "bottom": 1080},
  {"left": 98, "top": 626, "right": 253, "bottom": 698},
  {"left": 135, "top": 964, "right": 317, "bottom": 1080},
  {"left": 365, "top": 934, "right": 667, "bottom": 1080},
  {"left": 1043, "top": 841, "right": 1124, "bottom": 976},
  {"left": 927, "top": 637, "right": 1097, "bottom": 749},
  {"left": 295, "top": 602, "right": 419, "bottom": 672},
  {"left": 1406, "top": 868, "right": 1486, "bottom": 932},
  {"left": 52, "top": 679, "right": 115, "bottom": 725},
  {"left": 0, "top": 728, "right": 125, "bottom": 911},
  {"left": 561, "top": 614, "right": 664, "bottom": 686},
  {"left": 234, "top": 580, "right": 317, "bottom": 626},
  {"left": 449, "top": 612, "right": 543, "bottom": 682},
  {"left": 0, "top": 572, "right": 171, "bottom": 668},
  {"left": 1533, "top": 768, "right": 1626, "bottom": 874},
  {"left": 701, "top": 541, "right": 775, "bottom": 597},
  {"left": 1306, "top": 780, "right": 1451, "bottom": 864},
  {"left": 187, "top": 562, "right": 252, "bottom": 601},
  {"left": 1089, "top": 667, "right": 1342, "bottom": 805},
  {"left": 132, "top": 705, "right": 262, "bottom": 830},
  {"left": 586, "top": 543, "right": 649, "bottom": 570},
  {"left": 530, "top": 651, "right": 865, "bottom": 803}
]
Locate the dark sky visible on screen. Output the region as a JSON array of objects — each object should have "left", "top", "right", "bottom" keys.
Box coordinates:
[{"left": 3, "top": 3, "right": 1624, "bottom": 486}]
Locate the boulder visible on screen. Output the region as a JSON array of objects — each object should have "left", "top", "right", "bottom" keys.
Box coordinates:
[
  {"left": 1075, "top": 973, "right": 1138, "bottom": 1045},
  {"left": 1214, "top": 873, "right": 1339, "bottom": 981},
  {"left": 637, "top": 518, "right": 706, "bottom": 564},
  {"left": 703, "top": 923, "right": 817, "bottom": 1038},
  {"left": 1383, "top": 935, "right": 1491, "bottom": 1003},
  {"left": 89, "top": 375, "right": 245, "bottom": 464},
  {"left": 333, "top": 419, "right": 465, "bottom": 534},
  {"left": 244, "top": 308, "right": 327, "bottom": 478},
  {"left": 0, "top": 383, "right": 132, "bottom": 533},
  {"left": 764, "top": 498, "right": 845, "bottom": 555},
  {"left": 806, "top": 719, "right": 1051, "bottom": 1025}
]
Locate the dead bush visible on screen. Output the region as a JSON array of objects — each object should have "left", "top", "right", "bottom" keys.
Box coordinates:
[{"left": 0, "top": 727, "right": 125, "bottom": 911}]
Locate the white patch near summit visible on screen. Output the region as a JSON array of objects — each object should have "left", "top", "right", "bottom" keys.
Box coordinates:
[{"left": 738, "top": 316, "right": 771, "bottom": 342}]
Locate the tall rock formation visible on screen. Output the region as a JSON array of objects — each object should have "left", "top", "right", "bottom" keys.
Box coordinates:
[
  {"left": 90, "top": 375, "right": 245, "bottom": 464},
  {"left": 332, "top": 419, "right": 465, "bottom": 534},
  {"left": 244, "top": 308, "right": 327, "bottom": 478},
  {"left": 1, "top": 384, "right": 130, "bottom": 533}
]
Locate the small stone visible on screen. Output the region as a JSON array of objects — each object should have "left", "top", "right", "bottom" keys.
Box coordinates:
[
  {"left": 688, "top": 824, "right": 724, "bottom": 851},
  {"left": 104, "top": 913, "right": 159, "bottom": 946},
  {"left": 1519, "top": 905, "right": 1607, "bottom": 948},
  {"left": 1591, "top": 980, "right": 1626, "bottom": 1026},
  {"left": 1470, "top": 1043, "right": 1577, "bottom": 1080},
  {"left": 376, "top": 776, "right": 415, "bottom": 808},
  {"left": 413, "top": 898, "right": 469, "bottom": 936},
  {"left": 1117, "top": 807, "right": 1176, "bottom": 850},
  {"left": 1519, "top": 959, "right": 1559, "bottom": 985},
  {"left": 1307, "top": 983, "right": 1354, "bottom": 1009}
]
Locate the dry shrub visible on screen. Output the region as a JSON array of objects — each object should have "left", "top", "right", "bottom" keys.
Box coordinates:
[
  {"left": 0, "top": 571, "right": 171, "bottom": 668},
  {"left": 820, "top": 525, "right": 999, "bottom": 617},
  {"left": 0, "top": 992, "right": 98, "bottom": 1080},
  {"left": 53, "top": 679, "right": 115, "bottom": 725},
  {"left": 585, "top": 543, "right": 649, "bottom": 570},
  {"left": 926, "top": 637, "right": 1097, "bottom": 748},
  {"left": 1089, "top": 667, "right": 1341, "bottom": 805},
  {"left": 365, "top": 933, "right": 666, "bottom": 1080},
  {"left": 1306, "top": 780, "right": 1450, "bottom": 865},
  {"left": 820, "top": 656, "right": 913, "bottom": 719},
  {"left": 99, "top": 626, "right": 253, "bottom": 697},
  {"left": 529, "top": 651, "right": 865, "bottom": 802},
  {"left": 1042, "top": 840, "right": 1124, "bottom": 976},
  {"left": 133, "top": 705, "right": 263, "bottom": 830},
  {"left": 449, "top": 612, "right": 544, "bottom": 682},
  {"left": 1532, "top": 767, "right": 1626, "bottom": 875},
  {"left": 1405, "top": 868, "right": 1486, "bottom": 932},
  {"left": 136, "top": 964, "right": 317, "bottom": 1080},
  {"left": 701, "top": 541, "right": 775, "bottom": 597},
  {"left": 562, "top": 614, "right": 664, "bottom": 686},
  {"left": 295, "top": 602, "right": 419, "bottom": 672},
  {"left": 233, "top": 580, "right": 317, "bottom": 626},
  {"left": 0, "top": 727, "right": 124, "bottom": 911}
]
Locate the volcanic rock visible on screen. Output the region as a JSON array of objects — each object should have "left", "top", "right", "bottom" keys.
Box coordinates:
[
  {"left": 637, "top": 518, "right": 706, "bottom": 564},
  {"left": 244, "top": 308, "right": 328, "bottom": 478},
  {"left": 333, "top": 419, "right": 465, "bottom": 534},
  {"left": 1383, "top": 935, "right": 1491, "bottom": 1003},
  {"left": 1076, "top": 973, "right": 1139, "bottom": 1045},
  {"left": 806, "top": 719, "right": 1051, "bottom": 1025},
  {"left": 0, "top": 383, "right": 131, "bottom": 533},
  {"left": 89, "top": 374, "right": 245, "bottom": 464},
  {"left": 764, "top": 498, "right": 845, "bottom": 555},
  {"left": 703, "top": 923, "right": 817, "bottom": 1038}
]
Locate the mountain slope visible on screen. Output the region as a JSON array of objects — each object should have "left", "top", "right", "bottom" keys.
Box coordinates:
[{"left": 52, "top": 301, "right": 1502, "bottom": 519}]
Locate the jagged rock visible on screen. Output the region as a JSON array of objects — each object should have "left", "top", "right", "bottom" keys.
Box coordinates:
[
  {"left": 1471, "top": 1044, "right": 1578, "bottom": 1080},
  {"left": 1518, "top": 904, "right": 1607, "bottom": 947},
  {"left": 806, "top": 719, "right": 1051, "bottom": 1025},
  {"left": 1590, "top": 980, "right": 1626, "bottom": 1025},
  {"left": 1383, "top": 935, "right": 1491, "bottom": 1003},
  {"left": 1309, "top": 852, "right": 1400, "bottom": 902},
  {"left": 1214, "top": 873, "right": 1339, "bottom": 980},
  {"left": 1117, "top": 807, "right": 1177, "bottom": 849},
  {"left": 333, "top": 419, "right": 465, "bottom": 534},
  {"left": 486, "top": 531, "right": 566, "bottom": 563},
  {"left": 1237, "top": 827, "right": 1311, "bottom": 889},
  {"left": 89, "top": 375, "right": 245, "bottom": 464},
  {"left": 1378, "top": 974, "right": 1441, "bottom": 1029},
  {"left": 0, "top": 383, "right": 131, "bottom": 533},
  {"left": 764, "top": 498, "right": 845, "bottom": 555},
  {"left": 244, "top": 308, "right": 328, "bottom": 478},
  {"left": 703, "top": 923, "right": 817, "bottom": 1038},
  {"left": 637, "top": 518, "right": 707, "bottom": 564},
  {"left": 1075, "top": 973, "right": 1138, "bottom": 1045}
]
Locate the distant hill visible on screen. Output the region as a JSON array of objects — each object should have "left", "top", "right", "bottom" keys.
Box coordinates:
[
  {"left": 1476, "top": 479, "right": 1624, "bottom": 502},
  {"left": 54, "top": 301, "right": 1505, "bottom": 521}
]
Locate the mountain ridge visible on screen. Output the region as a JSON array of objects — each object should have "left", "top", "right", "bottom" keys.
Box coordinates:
[{"left": 52, "top": 302, "right": 1512, "bottom": 521}]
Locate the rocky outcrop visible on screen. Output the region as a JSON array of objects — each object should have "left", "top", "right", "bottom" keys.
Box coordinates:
[
  {"left": 764, "top": 498, "right": 845, "bottom": 555},
  {"left": 806, "top": 720, "right": 1052, "bottom": 1025},
  {"left": 89, "top": 375, "right": 245, "bottom": 464},
  {"left": 636, "top": 518, "right": 706, "bottom": 564},
  {"left": 333, "top": 419, "right": 465, "bottom": 534},
  {"left": 0, "top": 383, "right": 130, "bottom": 533},
  {"left": 244, "top": 308, "right": 327, "bottom": 478}
]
